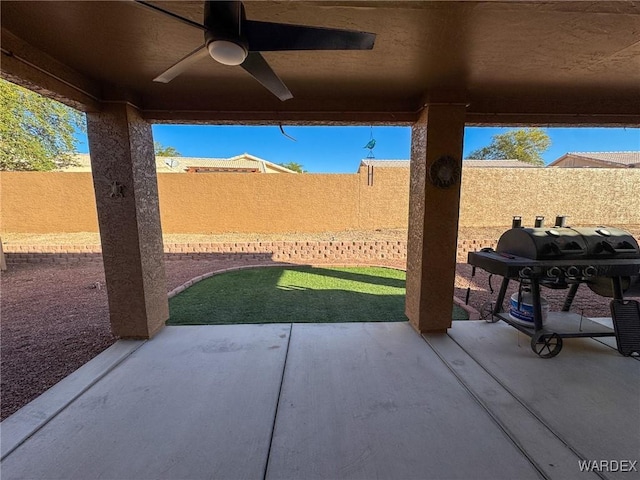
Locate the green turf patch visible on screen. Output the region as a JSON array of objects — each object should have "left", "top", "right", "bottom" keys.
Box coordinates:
[{"left": 168, "top": 266, "right": 469, "bottom": 325}]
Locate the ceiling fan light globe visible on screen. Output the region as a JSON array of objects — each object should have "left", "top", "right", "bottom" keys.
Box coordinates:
[{"left": 208, "top": 40, "right": 247, "bottom": 66}]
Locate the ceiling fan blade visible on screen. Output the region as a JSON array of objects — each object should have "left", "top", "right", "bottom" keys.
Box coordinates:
[
  {"left": 240, "top": 52, "right": 293, "bottom": 101},
  {"left": 244, "top": 20, "right": 375, "bottom": 51},
  {"left": 153, "top": 45, "right": 209, "bottom": 83},
  {"left": 134, "top": 1, "right": 207, "bottom": 31}
]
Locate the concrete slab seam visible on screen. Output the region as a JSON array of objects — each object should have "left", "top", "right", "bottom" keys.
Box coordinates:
[
  {"left": 421, "top": 333, "right": 551, "bottom": 480},
  {"left": 262, "top": 323, "right": 293, "bottom": 480},
  {"left": 429, "top": 332, "right": 608, "bottom": 480}
]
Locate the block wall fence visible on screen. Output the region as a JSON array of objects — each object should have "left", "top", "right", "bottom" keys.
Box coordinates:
[{"left": 1, "top": 167, "right": 639, "bottom": 234}]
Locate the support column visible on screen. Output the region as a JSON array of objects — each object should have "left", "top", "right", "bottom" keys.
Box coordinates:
[
  {"left": 87, "top": 103, "right": 168, "bottom": 339},
  {"left": 405, "top": 104, "right": 466, "bottom": 333}
]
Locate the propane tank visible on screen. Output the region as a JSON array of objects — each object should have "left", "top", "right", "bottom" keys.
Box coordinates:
[{"left": 509, "top": 288, "right": 549, "bottom": 327}]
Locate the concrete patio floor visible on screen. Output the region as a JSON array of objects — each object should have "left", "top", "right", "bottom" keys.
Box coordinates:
[{"left": 1, "top": 321, "right": 638, "bottom": 480}]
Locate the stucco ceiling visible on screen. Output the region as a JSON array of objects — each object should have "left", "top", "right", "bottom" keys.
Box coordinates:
[{"left": 2, "top": 1, "right": 639, "bottom": 125}]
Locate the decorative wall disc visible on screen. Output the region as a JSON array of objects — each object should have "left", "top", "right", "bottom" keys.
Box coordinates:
[{"left": 429, "top": 155, "right": 460, "bottom": 188}]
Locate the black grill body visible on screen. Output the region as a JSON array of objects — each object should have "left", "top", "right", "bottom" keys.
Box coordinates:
[
  {"left": 468, "top": 224, "right": 640, "bottom": 357},
  {"left": 496, "top": 226, "right": 639, "bottom": 261}
]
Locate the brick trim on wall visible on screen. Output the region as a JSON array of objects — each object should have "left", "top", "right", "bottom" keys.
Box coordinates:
[
  {"left": 3, "top": 239, "right": 501, "bottom": 265},
  {"left": 9, "top": 234, "right": 639, "bottom": 265}
]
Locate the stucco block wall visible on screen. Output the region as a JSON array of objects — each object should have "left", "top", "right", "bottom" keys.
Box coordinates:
[
  {"left": 1, "top": 168, "right": 638, "bottom": 234},
  {"left": 0, "top": 172, "right": 99, "bottom": 232},
  {"left": 459, "top": 168, "right": 640, "bottom": 227},
  {"left": 158, "top": 173, "right": 359, "bottom": 233},
  {"left": 358, "top": 166, "right": 410, "bottom": 230}
]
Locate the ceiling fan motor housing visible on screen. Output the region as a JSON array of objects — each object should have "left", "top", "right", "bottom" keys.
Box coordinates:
[{"left": 204, "top": 1, "right": 249, "bottom": 65}]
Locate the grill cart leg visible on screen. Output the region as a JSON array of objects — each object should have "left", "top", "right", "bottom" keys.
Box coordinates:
[
  {"left": 491, "top": 277, "right": 510, "bottom": 322},
  {"left": 531, "top": 332, "right": 563, "bottom": 358},
  {"left": 530, "top": 278, "right": 544, "bottom": 331},
  {"left": 612, "top": 276, "right": 624, "bottom": 300},
  {"left": 561, "top": 283, "right": 580, "bottom": 312}
]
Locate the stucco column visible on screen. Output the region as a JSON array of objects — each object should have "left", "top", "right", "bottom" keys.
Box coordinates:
[
  {"left": 87, "top": 103, "right": 168, "bottom": 339},
  {"left": 405, "top": 104, "right": 466, "bottom": 333}
]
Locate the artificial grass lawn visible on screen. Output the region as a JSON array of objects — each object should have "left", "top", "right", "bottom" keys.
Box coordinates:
[{"left": 168, "top": 266, "right": 469, "bottom": 325}]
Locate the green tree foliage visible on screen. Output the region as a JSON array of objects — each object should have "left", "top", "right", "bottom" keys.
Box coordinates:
[
  {"left": 154, "top": 142, "right": 181, "bottom": 157},
  {"left": 278, "top": 161, "right": 304, "bottom": 173},
  {"left": 468, "top": 128, "right": 551, "bottom": 165},
  {"left": 0, "top": 79, "right": 85, "bottom": 171}
]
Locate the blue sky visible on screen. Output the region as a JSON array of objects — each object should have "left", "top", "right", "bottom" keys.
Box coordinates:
[{"left": 77, "top": 125, "right": 639, "bottom": 173}]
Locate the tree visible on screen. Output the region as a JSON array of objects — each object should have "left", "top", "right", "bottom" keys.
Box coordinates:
[
  {"left": 278, "top": 161, "right": 304, "bottom": 173},
  {"left": 154, "top": 142, "right": 181, "bottom": 157},
  {"left": 0, "top": 78, "right": 85, "bottom": 171},
  {"left": 468, "top": 128, "right": 550, "bottom": 166}
]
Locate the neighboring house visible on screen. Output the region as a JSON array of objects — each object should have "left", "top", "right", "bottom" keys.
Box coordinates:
[
  {"left": 59, "top": 153, "right": 298, "bottom": 173},
  {"left": 60, "top": 154, "right": 180, "bottom": 172},
  {"left": 548, "top": 151, "right": 640, "bottom": 168},
  {"left": 358, "top": 158, "right": 539, "bottom": 172},
  {"left": 462, "top": 159, "right": 540, "bottom": 168},
  {"left": 169, "top": 153, "right": 298, "bottom": 173},
  {"left": 358, "top": 160, "right": 410, "bottom": 172}
]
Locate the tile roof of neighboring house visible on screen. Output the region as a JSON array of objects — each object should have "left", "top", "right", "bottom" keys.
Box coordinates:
[
  {"left": 169, "top": 153, "right": 297, "bottom": 173},
  {"left": 61, "top": 154, "right": 180, "bottom": 172},
  {"left": 463, "top": 159, "right": 539, "bottom": 167},
  {"left": 59, "top": 153, "right": 297, "bottom": 173},
  {"left": 359, "top": 160, "right": 410, "bottom": 168},
  {"left": 359, "top": 159, "right": 539, "bottom": 169},
  {"left": 170, "top": 157, "right": 266, "bottom": 172},
  {"left": 548, "top": 151, "right": 640, "bottom": 167}
]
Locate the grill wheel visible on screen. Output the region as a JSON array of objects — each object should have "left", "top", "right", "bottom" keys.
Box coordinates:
[
  {"left": 530, "top": 332, "right": 563, "bottom": 358},
  {"left": 480, "top": 301, "right": 498, "bottom": 322}
]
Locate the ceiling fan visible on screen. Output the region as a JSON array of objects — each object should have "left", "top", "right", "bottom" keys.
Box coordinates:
[{"left": 135, "top": 0, "right": 376, "bottom": 101}]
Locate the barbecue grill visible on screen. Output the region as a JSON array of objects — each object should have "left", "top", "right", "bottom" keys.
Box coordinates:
[{"left": 468, "top": 216, "right": 640, "bottom": 358}]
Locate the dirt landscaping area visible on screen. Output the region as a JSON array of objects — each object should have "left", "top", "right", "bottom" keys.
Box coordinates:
[{"left": 2, "top": 228, "right": 638, "bottom": 420}]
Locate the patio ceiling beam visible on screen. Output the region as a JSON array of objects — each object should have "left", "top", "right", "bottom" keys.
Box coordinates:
[
  {"left": 143, "top": 109, "right": 418, "bottom": 126},
  {"left": 136, "top": 96, "right": 640, "bottom": 128},
  {"left": 406, "top": 101, "right": 466, "bottom": 333},
  {"left": 464, "top": 94, "right": 640, "bottom": 127},
  {"left": 0, "top": 29, "right": 102, "bottom": 113},
  {"left": 464, "top": 112, "right": 640, "bottom": 128}
]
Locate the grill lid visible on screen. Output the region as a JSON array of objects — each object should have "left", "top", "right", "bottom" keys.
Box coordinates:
[
  {"left": 496, "top": 226, "right": 640, "bottom": 260},
  {"left": 574, "top": 227, "right": 639, "bottom": 258}
]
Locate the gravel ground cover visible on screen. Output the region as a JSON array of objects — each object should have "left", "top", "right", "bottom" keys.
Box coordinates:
[{"left": 2, "top": 227, "right": 638, "bottom": 420}]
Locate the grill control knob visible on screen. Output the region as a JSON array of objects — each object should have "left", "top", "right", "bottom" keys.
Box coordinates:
[
  {"left": 566, "top": 266, "right": 580, "bottom": 277},
  {"left": 583, "top": 265, "right": 597, "bottom": 277},
  {"left": 519, "top": 267, "right": 533, "bottom": 278},
  {"left": 547, "top": 267, "right": 561, "bottom": 278}
]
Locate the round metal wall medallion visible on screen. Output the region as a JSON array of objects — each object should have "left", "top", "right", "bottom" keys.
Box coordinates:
[{"left": 429, "top": 155, "right": 461, "bottom": 188}]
